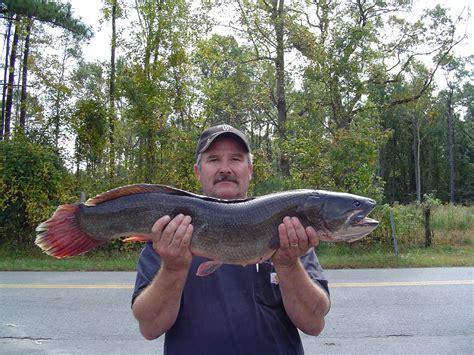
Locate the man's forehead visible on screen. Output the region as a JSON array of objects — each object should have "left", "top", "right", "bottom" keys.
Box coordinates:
[{"left": 204, "top": 136, "right": 248, "bottom": 154}]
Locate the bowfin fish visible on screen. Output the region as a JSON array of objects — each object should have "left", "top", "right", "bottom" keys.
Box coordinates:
[{"left": 35, "top": 184, "right": 379, "bottom": 275}]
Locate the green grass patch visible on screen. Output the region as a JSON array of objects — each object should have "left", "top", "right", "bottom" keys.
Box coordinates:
[
  {"left": 0, "top": 245, "right": 472, "bottom": 271},
  {"left": 0, "top": 249, "right": 141, "bottom": 271},
  {"left": 317, "top": 244, "right": 474, "bottom": 268}
]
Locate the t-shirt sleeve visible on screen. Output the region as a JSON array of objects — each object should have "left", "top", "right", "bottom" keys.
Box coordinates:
[
  {"left": 300, "top": 248, "right": 330, "bottom": 296},
  {"left": 131, "top": 242, "right": 162, "bottom": 306}
]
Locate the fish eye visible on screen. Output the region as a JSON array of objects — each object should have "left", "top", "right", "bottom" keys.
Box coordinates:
[{"left": 354, "top": 200, "right": 361, "bottom": 207}]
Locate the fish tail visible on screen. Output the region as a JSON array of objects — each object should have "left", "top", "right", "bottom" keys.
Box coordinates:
[{"left": 35, "top": 204, "right": 103, "bottom": 258}]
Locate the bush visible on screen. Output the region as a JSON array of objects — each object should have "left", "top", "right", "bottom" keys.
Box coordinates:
[{"left": 0, "top": 140, "right": 72, "bottom": 248}]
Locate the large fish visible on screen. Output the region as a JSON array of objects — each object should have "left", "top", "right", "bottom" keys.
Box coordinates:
[{"left": 35, "top": 184, "right": 379, "bottom": 276}]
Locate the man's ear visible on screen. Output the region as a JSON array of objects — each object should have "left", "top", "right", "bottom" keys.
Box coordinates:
[{"left": 193, "top": 164, "right": 200, "bottom": 180}]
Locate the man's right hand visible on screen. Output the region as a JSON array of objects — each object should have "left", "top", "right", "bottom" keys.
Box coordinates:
[
  {"left": 151, "top": 214, "right": 193, "bottom": 272},
  {"left": 133, "top": 214, "right": 194, "bottom": 340}
]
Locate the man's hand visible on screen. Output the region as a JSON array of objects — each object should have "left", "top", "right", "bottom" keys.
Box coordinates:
[
  {"left": 272, "top": 216, "right": 320, "bottom": 268},
  {"left": 271, "top": 217, "right": 329, "bottom": 335},
  {"left": 132, "top": 214, "right": 193, "bottom": 340},
  {"left": 151, "top": 214, "right": 193, "bottom": 272}
]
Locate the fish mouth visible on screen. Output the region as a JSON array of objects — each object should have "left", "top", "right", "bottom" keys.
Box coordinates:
[
  {"left": 355, "top": 217, "right": 379, "bottom": 227},
  {"left": 347, "top": 207, "right": 374, "bottom": 225},
  {"left": 338, "top": 217, "right": 379, "bottom": 242}
]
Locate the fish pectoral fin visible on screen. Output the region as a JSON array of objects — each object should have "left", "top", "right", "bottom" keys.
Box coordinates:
[
  {"left": 196, "top": 261, "right": 223, "bottom": 277},
  {"left": 122, "top": 235, "right": 151, "bottom": 243}
]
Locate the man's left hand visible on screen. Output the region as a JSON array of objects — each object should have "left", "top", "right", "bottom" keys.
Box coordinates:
[{"left": 272, "top": 216, "right": 320, "bottom": 267}]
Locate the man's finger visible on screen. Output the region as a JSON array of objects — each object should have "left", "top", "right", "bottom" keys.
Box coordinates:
[
  {"left": 161, "top": 214, "right": 184, "bottom": 245},
  {"left": 306, "top": 226, "right": 320, "bottom": 247},
  {"left": 151, "top": 215, "right": 171, "bottom": 241},
  {"left": 291, "top": 217, "right": 309, "bottom": 249},
  {"left": 278, "top": 222, "right": 289, "bottom": 249},
  {"left": 172, "top": 215, "right": 192, "bottom": 246},
  {"left": 284, "top": 216, "right": 298, "bottom": 248},
  {"left": 180, "top": 224, "right": 194, "bottom": 248}
]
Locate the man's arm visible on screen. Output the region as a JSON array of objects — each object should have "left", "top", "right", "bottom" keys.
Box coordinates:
[
  {"left": 132, "top": 214, "right": 193, "bottom": 340},
  {"left": 272, "top": 217, "right": 330, "bottom": 336}
]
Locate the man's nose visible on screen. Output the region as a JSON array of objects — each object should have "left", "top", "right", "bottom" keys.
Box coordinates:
[{"left": 218, "top": 160, "right": 232, "bottom": 174}]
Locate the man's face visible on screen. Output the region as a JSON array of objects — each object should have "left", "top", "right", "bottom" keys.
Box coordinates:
[{"left": 194, "top": 137, "right": 252, "bottom": 199}]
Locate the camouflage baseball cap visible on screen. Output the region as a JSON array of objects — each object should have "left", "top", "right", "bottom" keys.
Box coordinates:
[{"left": 195, "top": 124, "right": 250, "bottom": 158}]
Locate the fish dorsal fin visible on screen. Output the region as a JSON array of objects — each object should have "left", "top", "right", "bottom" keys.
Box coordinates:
[
  {"left": 85, "top": 184, "right": 204, "bottom": 206},
  {"left": 85, "top": 183, "right": 255, "bottom": 206}
]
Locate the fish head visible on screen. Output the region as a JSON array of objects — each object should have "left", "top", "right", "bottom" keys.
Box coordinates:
[{"left": 300, "top": 191, "right": 379, "bottom": 242}]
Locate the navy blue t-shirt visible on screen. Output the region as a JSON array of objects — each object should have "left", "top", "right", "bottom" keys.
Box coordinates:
[{"left": 132, "top": 242, "right": 329, "bottom": 355}]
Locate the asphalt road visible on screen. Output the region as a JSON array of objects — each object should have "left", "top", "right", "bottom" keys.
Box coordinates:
[{"left": 1, "top": 267, "right": 473, "bottom": 354}]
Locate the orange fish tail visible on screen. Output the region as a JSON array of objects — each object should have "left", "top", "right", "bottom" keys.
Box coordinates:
[{"left": 35, "top": 204, "right": 103, "bottom": 258}]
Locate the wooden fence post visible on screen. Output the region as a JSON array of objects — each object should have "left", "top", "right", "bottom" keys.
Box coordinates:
[
  {"left": 424, "top": 206, "right": 432, "bottom": 247},
  {"left": 389, "top": 208, "right": 398, "bottom": 256}
]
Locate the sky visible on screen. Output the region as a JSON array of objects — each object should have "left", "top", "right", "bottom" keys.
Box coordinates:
[
  {"left": 66, "top": 0, "right": 472, "bottom": 95},
  {"left": 69, "top": 0, "right": 473, "bottom": 63}
]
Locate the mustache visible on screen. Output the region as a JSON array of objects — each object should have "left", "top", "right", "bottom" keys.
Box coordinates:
[{"left": 214, "top": 175, "right": 239, "bottom": 184}]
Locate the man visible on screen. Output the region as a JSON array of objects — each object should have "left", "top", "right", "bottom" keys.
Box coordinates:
[{"left": 132, "top": 124, "right": 330, "bottom": 354}]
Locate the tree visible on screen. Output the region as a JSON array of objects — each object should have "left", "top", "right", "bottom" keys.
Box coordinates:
[
  {"left": 117, "top": 0, "right": 197, "bottom": 183},
  {"left": 1, "top": 0, "right": 92, "bottom": 36},
  {"left": 30, "top": 30, "right": 82, "bottom": 146},
  {"left": 193, "top": 35, "right": 268, "bottom": 127},
  {"left": 72, "top": 99, "right": 108, "bottom": 174},
  {"left": 440, "top": 56, "right": 470, "bottom": 203},
  {"left": 234, "top": 0, "right": 293, "bottom": 176},
  {"left": 102, "top": 0, "right": 124, "bottom": 183},
  {"left": 437, "top": 55, "right": 474, "bottom": 203},
  {"left": 3, "top": 14, "right": 20, "bottom": 140},
  {"left": 19, "top": 16, "right": 32, "bottom": 131},
  {"left": 203, "top": 0, "right": 296, "bottom": 176},
  {"left": 0, "top": 0, "right": 92, "bottom": 141},
  {"left": 0, "top": 16, "right": 13, "bottom": 140}
]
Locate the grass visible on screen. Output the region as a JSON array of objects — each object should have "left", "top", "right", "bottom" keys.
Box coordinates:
[
  {"left": 0, "top": 248, "right": 142, "bottom": 271},
  {"left": 0, "top": 254, "right": 140, "bottom": 271},
  {"left": 0, "top": 244, "right": 472, "bottom": 271},
  {"left": 317, "top": 245, "right": 474, "bottom": 269}
]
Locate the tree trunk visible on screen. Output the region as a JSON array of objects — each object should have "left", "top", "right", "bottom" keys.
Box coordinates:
[
  {"left": 412, "top": 116, "right": 421, "bottom": 203},
  {"left": 1, "top": 17, "right": 13, "bottom": 140},
  {"left": 274, "top": 0, "right": 289, "bottom": 177},
  {"left": 5, "top": 15, "right": 21, "bottom": 140},
  {"left": 52, "top": 41, "right": 69, "bottom": 145},
  {"left": 446, "top": 86, "right": 455, "bottom": 203},
  {"left": 108, "top": 0, "right": 117, "bottom": 182},
  {"left": 19, "top": 17, "right": 32, "bottom": 132}
]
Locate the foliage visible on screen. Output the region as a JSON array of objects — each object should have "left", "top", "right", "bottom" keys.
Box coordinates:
[
  {"left": 0, "top": 140, "right": 72, "bottom": 247},
  {"left": 72, "top": 98, "right": 108, "bottom": 170},
  {"left": 2, "top": 0, "right": 92, "bottom": 38},
  {"left": 0, "top": 0, "right": 472, "bottom": 254}
]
